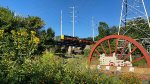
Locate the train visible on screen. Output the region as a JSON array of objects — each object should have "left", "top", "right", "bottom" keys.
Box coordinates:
[
  {"left": 56, "top": 35, "right": 94, "bottom": 46},
  {"left": 55, "top": 35, "right": 94, "bottom": 54}
]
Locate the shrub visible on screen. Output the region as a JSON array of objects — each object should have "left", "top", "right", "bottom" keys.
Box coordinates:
[
  {"left": 0, "top": 52, "right": 142, "bottom": 84},
  {"left": 84, "top": 49, "right": 91, "bottom": 57},
  {"left": 0, "top": 29, "right": 40, "bottom": 65}
]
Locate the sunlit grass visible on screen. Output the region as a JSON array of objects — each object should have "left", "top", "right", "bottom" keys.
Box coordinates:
[{"left": 0, "top": 52, "right": 145, "bottom": 84}]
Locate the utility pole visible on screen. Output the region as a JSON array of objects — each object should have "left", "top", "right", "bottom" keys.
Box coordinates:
[
  {"left": 60, "top": 10, "right": 63, "bottom": 36},
  {"left": 92, "top": 17, "right": 95, "bottom": 41},
  {"left": 70, "top": 6, "right": 75, "bottom": 37}
]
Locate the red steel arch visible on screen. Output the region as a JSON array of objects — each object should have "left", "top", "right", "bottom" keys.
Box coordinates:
[{"left": 88, "top": 35, "right": 150, "bottom": 68}]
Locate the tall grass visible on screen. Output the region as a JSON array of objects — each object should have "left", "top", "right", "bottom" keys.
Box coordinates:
[{"left": 0, "top": 52, "right": 143, "bottom": 84}]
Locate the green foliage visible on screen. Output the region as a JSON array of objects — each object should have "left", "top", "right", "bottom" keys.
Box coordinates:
[
  {"left": 133, "top": 59, "right": 147, "bottom": 67},
  {"left": 0, "top": 7, "right": 45, "bottom": 32},
  {"left": 94, "top": 22, "right": 117, "bottom": 55},
  {"left": 0, "top": 7, "right": 14, "bottom": 30},
  {"left": 0, "top": 53, "right": 142, "bottom": 83},
  {"left": 119, "top": 73, "right": 142, "bottom": 84},
  {"left": 0, "top": 6, "right": 143, "bottom": 84},
  {"left": 0, "top": 28, "right": 40, "bottom": 65},
  {"left": 47, "top": 28, "right": 55, "bottom": 39},
  {"left": 95, "top": 18, "right": 150, "bottom": 41},
  {"left": 96, "top": 22, "right": 110, "bottom": 40},
  {"left": 0, "top": 6, "right": 54, "bottom": 62},
  {"left": 25, "top": 16, "right": 45, "bottom": 30},
  {"left": 95, "top": 22, "right": 118, "bottom": 41},
  {"left": 119, "top": 17, "right": 150, "bottom": 39},
  {"left": 84, "top": 49, "right": 91, "bottom": 57},
  {"left": 109, "top": 26, "right": 118, "bottom": 35},
  {"left": 38, "top": 27, "right": 55, "bottom": 54}
]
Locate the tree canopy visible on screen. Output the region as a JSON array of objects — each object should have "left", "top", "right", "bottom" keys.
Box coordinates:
[
  {"left": 0, "top": 7, "right": 45, "bottom": 32},
  {"left": 0, "top": 7, "right": 55, "bottom": 63},
  {"left": 95, "top": 17, "right": 150, "bottom": 41}
]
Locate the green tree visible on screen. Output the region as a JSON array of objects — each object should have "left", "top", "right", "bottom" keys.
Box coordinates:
[
  {"left": 125, "top": 17, "right": 150, "bottom": 39},
  {"left": 0, "top": 7, "right": 45, "bottom": 63},
  {"left": 0, "top": 7, "right": 14, "bottom": 30},
  {"left": 25, "top": 16, "right": 45, "bottom": 30},
  {"left": 0, "top": 7, "right": 45, "bottom": 32},
  {"left": 38, "top": 27, "right": 55, "bottom": 54},
  {"left": 96, "top": 22, "right": 110, "bottom": 41},
  {"left": 47, "top": 28, "right": 55, "bottom": 39},
  {"left": 109, "top": 26, "right": 118, "bottom": 35}
]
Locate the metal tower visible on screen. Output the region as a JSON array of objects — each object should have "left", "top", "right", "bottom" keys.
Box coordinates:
[
  {"left": 118, "top": 0, "right": 150, "bottom": 53},
  {"left": 118, "top": 0, "right": 150, "bottom": 36}
]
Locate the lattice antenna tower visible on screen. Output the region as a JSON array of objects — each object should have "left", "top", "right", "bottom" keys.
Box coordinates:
[{"left": 118, "top": 0, "right": 150, "bottom": 37}]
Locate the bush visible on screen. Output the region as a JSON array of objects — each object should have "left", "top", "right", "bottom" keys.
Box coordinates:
[
  {"left": 0, "top": 52, "right": 143, "bottom": 84},
  {"left": 84, "top": 49, "right": 91, "bottom": 57},
  {"left": 0, "top": 29, "right": 40, "bottom": 65}
]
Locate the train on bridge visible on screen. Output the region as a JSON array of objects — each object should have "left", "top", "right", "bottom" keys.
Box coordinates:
[
  {"left": 55, "top": 35, "right": 95, "bottom": 54},
  {"left": 56, "top": 35, "right": 94, "bottom": 46}
]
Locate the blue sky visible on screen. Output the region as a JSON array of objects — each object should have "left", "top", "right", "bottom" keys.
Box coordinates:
[{"left": 0, "top": 0, "right": 150, "bottom": 38}]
